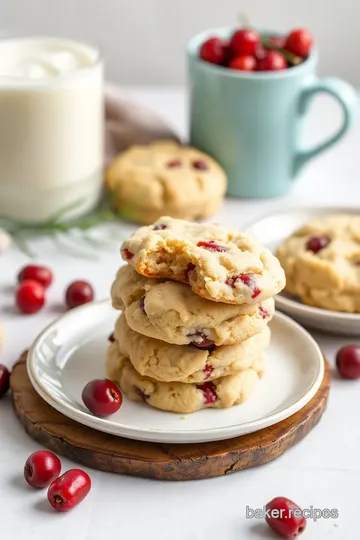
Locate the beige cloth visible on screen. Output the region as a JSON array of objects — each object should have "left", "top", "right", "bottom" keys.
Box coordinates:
[{"left": 104, "top": 83, "right": 180, "bottom": 167}]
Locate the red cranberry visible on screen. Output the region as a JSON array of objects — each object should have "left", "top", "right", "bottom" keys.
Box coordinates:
[
  {"left": 229, "top": 29, "right": 260, "bottom": 56},
  {"left": 108, "top": 333, "right": 115, "bottom": 343},
  {"left": 166, "top": 159, "right": 181, "bottom": 168},
  {"left": 226, "top": 273, "right": 261, "bottom": 299},
  {"left": 16, "top": 280, "right": 45, "bottom": 314},
  {"left": 24, "top": 450, "right": 61, "bottom": 488},
  {"left": 192, "top": 160, "right": 208, "bottom": 170},
  {"left": 65, "top": 280, "right": 94, "bottom": 309},
  {"left": 265, "top": 497, "right": 306, "bottom": 538},
  {"left": 203, "top": 364, "right": 214, "bottom": 380},
  {"left": 135, "top": 387, "right": 149, "bottom": 401},
  {"left": 185, "top": 263, "right": 196, "bottom": 281},
  {"left": 47, "top": 469, "right": 91, "bottom": 512},
  {"left": 188, "top": 331, "right": 216, "bottom": 351},
  {"left": 199, "top": 37, "right": 227, "bottom": 65},
  {"left": 306, "top": 235, "right": 330, "bottom": 253},
  {"left": 0, "top": 364, "right": 10, "bottom": 398},
  {"left": 228, "top": 54, "right": 256, "bottom": 71},
  {"left": 285, "top": 28, "right": 313, "bottom": 59},
  {"left": 257, "top": 51, "right": 287, "bottom": 71},
  {"left": 153, "top": 223, "right": 168, "bottom": 231},
  {"left": 122, "top": 248, "right": 134, "bottom": 261},
  {"left": 336, "top": 345, "right": 360, "bottom": 379},
  {"left": 197, "top": 240, "right": 228, "bottom": 252},
  {"left": 18, "top": 264, "right": 53, "bottom": 288},
  {"left": 82, "top": 378, "right": 122, "bottom": 416},
  {"left": 259, "top": 306, "right": 269, "bottom": 319},
  {"left": 196, "top": 382, "right": 217, "bottom": 404}
]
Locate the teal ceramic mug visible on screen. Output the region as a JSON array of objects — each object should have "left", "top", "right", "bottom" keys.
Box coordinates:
[{"left": 187, "top": 28, "right": 358, "bottom": 198}]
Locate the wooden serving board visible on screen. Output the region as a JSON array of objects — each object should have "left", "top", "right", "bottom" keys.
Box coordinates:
[{"left": 10, "top": 352, "right": 331, "bottom": 481}]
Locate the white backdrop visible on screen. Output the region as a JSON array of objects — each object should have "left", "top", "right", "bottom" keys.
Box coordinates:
[{"left": 0, "top": 0, "right": 358, "bottom": 86}]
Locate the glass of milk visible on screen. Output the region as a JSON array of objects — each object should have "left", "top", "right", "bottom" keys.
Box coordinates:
[{"left": 0, "top": 37, "right": 103, "bottom": 223}]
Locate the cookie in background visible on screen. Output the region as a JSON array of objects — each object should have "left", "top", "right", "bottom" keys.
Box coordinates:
[{"left": 105, "top": 140, "right": 227, "bottom": 224}]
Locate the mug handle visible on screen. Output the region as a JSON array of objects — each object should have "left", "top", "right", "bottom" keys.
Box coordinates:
[{"left": 294, "top": 77, "right": 358, "bottom": 175}]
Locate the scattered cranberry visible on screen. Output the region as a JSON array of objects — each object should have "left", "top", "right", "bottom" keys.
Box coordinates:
[
  {"left": 257, "top": 51, "right": 287, "bottom": 71},
  {"left": 258, "top": 306, "right": 269, "bottom": 319},
  {"left": 153, "top": 223, "right": 168, "bottom": 231},
  {"left": 65, "top": 280, "right": 94, "bottom": 310},
  {"left": 16, "top": 280, "right": 45, "bottom": 314},
  {"left": 196, "top": 381, "right": 217, "bottom": 404},
  {"left": 0, "top": 364, "right": 10, "bottom": 398},
  {"left": 185, "top": 263, "right": 196, "bottom": 281},
  {"left": 166, "top": 159, "right": 181, "bottom": 168},
  {"left": 197, "top": 240, "right": 228, "bottom": 252},
  {"left": 82, "top": 379, "right": 122, "bottom": 416},
  {"left": 285, "top": 28, "right": 313, "bottom": 59},
  {"left": 47, "top": 469, "right": 91, "bottom": 512},
  {"left": 192, "top": 160, "right": 208, "bottom": 170},
  {"left": 306, "top": 235, "right": 330, "bottom": 253},
  {"left": 188, "top": 331, "right": 216, "bottom": 351},
  {"left": 135, "top": 387, "right": 149, "bottom": 401},
  {"left": 229, "top": 29, "right": 260, "bottom": 56},
  {"left": 228, "top": 54, "right": 256, "bottom": 71},
  {"left": 199, "top": 37, "right": 227, "bottom": 65},
  {"left": 122, "top": 248, "right": 134, "bottom": 261},
  {"left": 265, "top": 497, "right": 306, "bottom": 538},
  {"left": 108, "top": 333, "right": 115, "bottom": 343},
  {"left": 203, "top": 364, "right": 214, "bottom": 379},
  {"left": 336, "top": 345, "right": 360, "bottom": 379},
  {"left": 24, "top": 450, "right": 61, "bottom": 489},
  {"left": 18, "top": 264, "right": 53, "bottom": 288}
]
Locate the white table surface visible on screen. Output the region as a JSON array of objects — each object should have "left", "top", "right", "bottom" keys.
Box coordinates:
[{"left": 1, "top": 87, "right": 360, "bottom": 539}]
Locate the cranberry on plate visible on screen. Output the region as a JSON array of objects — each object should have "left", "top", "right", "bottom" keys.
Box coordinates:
[
  {"left": 82, "top": 378, "right": 123, "bottom": 416},
  {"left": 24, "top": 450, "right": 61, "bottom": 488}
]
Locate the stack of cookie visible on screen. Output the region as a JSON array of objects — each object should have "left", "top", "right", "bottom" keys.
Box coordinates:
[{"left": 107, "top": 217, "right": 286, "bottom": 414}]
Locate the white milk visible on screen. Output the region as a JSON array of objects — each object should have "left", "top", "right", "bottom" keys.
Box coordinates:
[{"left": 0, "top": 37, "right": 103, "bottom": 223}]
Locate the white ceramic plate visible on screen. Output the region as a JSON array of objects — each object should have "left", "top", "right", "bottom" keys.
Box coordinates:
[
  {"left": 27, "top": 300, "right": 324, "bottom": 444},
  {"left": 245, "top": 206, "right": 360, "bottom": 336}
]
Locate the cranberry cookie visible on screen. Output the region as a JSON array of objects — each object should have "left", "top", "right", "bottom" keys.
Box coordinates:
[
  {"left": 112, "top": 265, "right": 274, "bottom": 346},
  {"left": 107, "top": 341, "right": 263, "bottom": 414},
  {"left": 276, "top": 214, "right": 360, "bottom": 312},
  {"left": 106, "top": 140, "right": 226, "bottom": 224},
  {"left": 112, "top": 314, "right": 270, "bottom": 383},
  {"left": 121, "top": 216, "right": 286, "bottom": 304}
]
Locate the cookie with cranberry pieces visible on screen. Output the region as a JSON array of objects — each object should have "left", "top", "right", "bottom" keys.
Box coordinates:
[
  {"left": 120, "top": 216, "right": 286, "bottom": 304},
  {"left": 111, "top": 314, "right": 270, "bottom": 384},
  {"left": 112, "top": 265, "right": 275, "bottom": 346},
  {"left": 276, "top": 214, "right": 360, "bottom": 312},
  {"left": 106, "top": 140, "right": 226, "bottom": 224},
  {"left": 107, "top": 341, "right": 264, "bottom": 414}
]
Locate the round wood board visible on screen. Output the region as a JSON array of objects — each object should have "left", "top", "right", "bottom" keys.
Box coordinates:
[{"left": 10, "top": 352, "right": 331, "bottom": 481}]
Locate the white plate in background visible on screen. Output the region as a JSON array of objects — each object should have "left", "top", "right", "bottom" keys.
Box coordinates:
[
  {"left": 27, "top": 300, "right": 324, "bottom": 444},
  {"left": 245, "top": 206, "right": 360, "bottom": 335}
]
